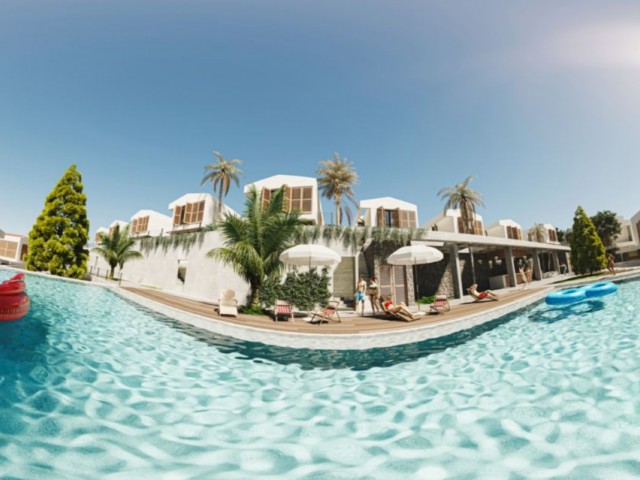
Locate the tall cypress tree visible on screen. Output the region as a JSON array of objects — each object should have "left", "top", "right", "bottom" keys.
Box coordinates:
[
  {"left": 570, "top": 205, "right": 606, "bottom": 275},
  {"left": 26, "top": 165, "right": 90, "bottom": 279}
]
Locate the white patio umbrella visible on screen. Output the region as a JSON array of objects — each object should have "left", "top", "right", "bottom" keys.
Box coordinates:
[
  {"left": 387, "top": 245, "right": 444, "bottom": 304},
  {"left": 279, "top": 244, "right": 342, "bottom": 268}
]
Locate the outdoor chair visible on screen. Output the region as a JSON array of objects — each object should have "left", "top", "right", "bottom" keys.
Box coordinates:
[
  {"left": 308, "top": 301, "right": 341, "bottom": 324},
  {"left": 429, "top": 294, "right": 450, "bottom": 314},
  {"left": 217, "top": 289, "right": 238, "bottom": 318},
  {"left": 380, "top": 298, "right": 425, "bottom": 322},
  {"left": 273, "top": 299, "right": 294, "bottom": 322}
]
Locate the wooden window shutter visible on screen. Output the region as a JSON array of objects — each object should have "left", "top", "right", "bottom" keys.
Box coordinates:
[
  {"left": 392, "top": 209, "right": 400, "bottom": 228},
  {"left": 475, "top": 220, "right": 483, "bottom": 235},
  {"left": 195, "top": 201, "right": 205, "bottom": 223},
  {"left": 409, "top": 211, "right": 417, "bottom": 229},
  {"left": 376, "top": 207, "right": 385, "bottom": 227},
  {"left": 457, "top": 217, "right": 464, "bottom": 233},
  {"left": 302, "top": 186, "right": 313, "bottom": 213},
  {"left": 261, "top": 187, "right": 271, "bottom": 210},
  {"left": 517, "top": 228, "right": 522, "bottom": 240}
]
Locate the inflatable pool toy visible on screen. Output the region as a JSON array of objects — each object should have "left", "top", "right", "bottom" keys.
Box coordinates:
[
  {"left": 545, "top": 288, "right": 586, "bottom": 306},
  {"left": 546, "top": 281, "right": 617, "bottom": 306},
  {"left": 0, "top": 273, "right": 30, "bottom": 321},
  {"left": 583, "top": 281, "right": 618, "bottom": 298}
]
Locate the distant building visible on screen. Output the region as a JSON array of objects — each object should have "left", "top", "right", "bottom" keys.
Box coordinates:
[
  {"left": 526, "top": 223, "right": 559, "bottom": 244},
  {"left": 94, "top": 227, "right": 109, "bottom": 243},
  {"left": 613, "top": 213, "right": 640, "bottom": 260},
  {"left": 358, "top": 197, "right": 418, "bottom": 228},
  {"left": 486, "top": 219, "right": 523, "bottom": 240},
  {"left": 168, "top": 193, "right": 236, "bottom": 234},
  {"left": 108, "top": 220, "right": 129, "bottom": 237},
  {"left": 130, "top": 209, "right": 173, "bottom": 238},
  {"left": 425, "top": 209, "right": 485, "bottom": 235},
  {"left": 244, "top": 175, "right": 324, "bottom": 225},
  {"left": 0, "top": 230, "right": 28, "bottom": 264}
]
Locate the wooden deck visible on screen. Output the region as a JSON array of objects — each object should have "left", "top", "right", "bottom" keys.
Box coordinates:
[{"left": 122, "top": 286, "right": 548, "bottom": 335}]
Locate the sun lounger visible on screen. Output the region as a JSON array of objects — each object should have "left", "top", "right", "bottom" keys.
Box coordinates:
[
  {"left": 429, "top": 294, "right": 450, "bottom": 314},
  {"left": 217, "top": 289, "right": 238, "bottom": 317},
  {"left": 381, "top": 300, "right": 425, "bottom": 322},
  {"left": 308, "top": 301, "right": 341, "bottom": 324},
  {"left": 274, "top": 299, "right": 294, "bottom": 322}
]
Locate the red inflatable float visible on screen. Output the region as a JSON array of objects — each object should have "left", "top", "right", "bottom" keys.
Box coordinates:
[{"left": 0, "top": 273, "right": 30, "bottom": 321}]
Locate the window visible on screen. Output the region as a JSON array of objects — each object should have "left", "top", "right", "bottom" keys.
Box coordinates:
[
  {"left": 174, "top": 202, "right": 205, "bottom": 225},
  {"left": 376, "top": 207, "right": 416, "bottom": 228},
  {"left": 290, "top": 186, "right": 313, "bottom": 213},
  {"left": 131, "top": 216, "right": 149, "bottom": 235},
  {"left": 173, "top": 206, "right": 185, "bottom": 225},
  {"left": 457, "top": 218, "right": 483, "bottom": 235},
  {"left": 548, "top": 229, "right": 558, "bottom": 242},
  {"left": 184, "top": 201, "right": 205, "bottom": 224},
  {"left": 262, "top": 185, "right": 313, "bottom": 214},
  {"left": 507, "top": 226, "right": 522, "bottom": 239},
  {"left": 0, "top": 239, "right": 18, "bottom": 259}
]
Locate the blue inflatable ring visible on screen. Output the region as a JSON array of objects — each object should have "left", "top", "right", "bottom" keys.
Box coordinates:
[
  {"left": 546, "top": 288, "right": 586, "bottom": 306},
  {"left": 584, "top": 281, "right": 617, "bottom": 298}
]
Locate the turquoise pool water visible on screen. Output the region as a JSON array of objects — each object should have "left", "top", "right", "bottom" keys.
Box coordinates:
[{"left": 1, "top": 270, "right": 640, "bottom": 479}]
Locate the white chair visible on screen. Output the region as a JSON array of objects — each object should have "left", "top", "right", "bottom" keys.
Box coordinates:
[{"left": 217, "top": 289, "right": 238, "bottom": 317}]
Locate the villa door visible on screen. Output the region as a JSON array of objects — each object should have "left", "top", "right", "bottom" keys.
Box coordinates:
[{"left": 378, "top": 265, "right": 408, "bottom": 304}]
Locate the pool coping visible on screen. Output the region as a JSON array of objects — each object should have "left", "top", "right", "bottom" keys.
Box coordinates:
[
  {"left": 5, "top": 266, "right": 640, "bottom": 351},
  {"left": 113, "top": 285, "right": 552, "bottom": 350}
]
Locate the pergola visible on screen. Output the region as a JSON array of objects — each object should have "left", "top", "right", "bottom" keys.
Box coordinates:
[{"left": 412, "top": 231, "right": 571, "bottom": 299}]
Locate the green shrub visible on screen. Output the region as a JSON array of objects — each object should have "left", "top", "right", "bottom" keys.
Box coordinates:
[
  {"left": 239, "top": 305, "right": 266, "bottom": 315},
  {"left": 259, "top": 276, "right": 283, "bottom": 308},
  {"left": 281, "top": 268, "right": 331, "bottom": 311},
  {"left": 417, "top": 295, "right": 436, "bottom": 305}
]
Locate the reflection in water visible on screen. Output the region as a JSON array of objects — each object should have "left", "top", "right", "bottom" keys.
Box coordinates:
[
  {"left": 530, "top": 300, "right": 606, "bottom": 324},
  {"left": 132, "top": 300, "right": 541, "bottom": 371}
]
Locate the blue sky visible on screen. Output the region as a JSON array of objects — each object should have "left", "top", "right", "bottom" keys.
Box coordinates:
[{"left": 2, "top": 0, "right": 640, "bottom": 236}]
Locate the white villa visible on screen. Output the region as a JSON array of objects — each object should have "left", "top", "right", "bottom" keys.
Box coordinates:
[
  {"left": 0, "top": 229, "right": 28, "bottom": 264},
  {"left": 130, "top": 209, "right": 173, "bottom": 238},
  {"left": 94, "top": 227, "right": 109, "bottom": 243},
  {"left": 526, "top": 223, "right": 559, "bottom": 243},
  {"left": 613, "top": 212, "right": 640, "bottom": 261},
  {"left": 108, "top": 220, "right": 129, "bottom": 237},
  {"left": 244, "top": 175, "right": 324, "bottom": 225},
  {"left": 358, "top": 197, "right": 418, "bottom": 228},
  {"left": 486, "top": 219, "right": 523, "bottom": 240},
  {"left": 426, "top": 209, "right": 485, "bottom": 235},
  {"left": 168, "top": 193, "right": 236, "bottom": 234}
]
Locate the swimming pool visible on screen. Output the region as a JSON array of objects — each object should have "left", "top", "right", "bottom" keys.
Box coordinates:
[{"left": 1, "top": 270, "right": 640, "bottom": 479}]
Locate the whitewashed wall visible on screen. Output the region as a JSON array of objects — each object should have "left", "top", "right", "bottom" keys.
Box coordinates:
[{"left": 89, "top": 231, "right": 250, "bottom": 304}]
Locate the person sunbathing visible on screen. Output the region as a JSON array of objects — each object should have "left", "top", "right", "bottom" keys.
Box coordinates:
[
  {"left": 467, "top": 284, "right": 499, "bottom": 301},
  {"left": 380, "top": 296, "right": 423, "bottom": 319}
]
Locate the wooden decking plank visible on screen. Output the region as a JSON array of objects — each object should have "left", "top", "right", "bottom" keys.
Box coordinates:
[{"left": 122, "top": 286, "right": 545, "bottom": 335}]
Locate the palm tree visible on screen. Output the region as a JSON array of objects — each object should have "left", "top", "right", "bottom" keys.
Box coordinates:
[
  {"left": 200, "top": 151, "right": 243, "bottom": 215},
  {"left": 92, "top": 226, "right": 143, "bottom": 279},
  {"left": 316, "top": 153, "right": 358, "bottom": 225},
  {"left": 438, "top": 176, "right": 485, "bottom": 284},
  {"left": 528, "top": 223, "right": 546, "bottom": 242},
  {"left": 208, "top": 186, "right": 303, "bottom": 308}
]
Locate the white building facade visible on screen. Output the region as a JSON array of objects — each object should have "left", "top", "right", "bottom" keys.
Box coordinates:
[
  {"left": 359, "top": 197, "right": 418, "bottom": 228},
  {"left": 244, "top": 175, "right": 324, "bottom": 225},
  {"left": 130, "top": 209, "right": 173, "bottom": 238}
]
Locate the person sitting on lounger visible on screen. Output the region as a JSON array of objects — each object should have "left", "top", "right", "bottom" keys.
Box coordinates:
[
  {"left": 467, "top": 284, "right": 499, "bottom": 301},
  {"left": 380, "top": 296, "right": 422, "bottom": 318}
]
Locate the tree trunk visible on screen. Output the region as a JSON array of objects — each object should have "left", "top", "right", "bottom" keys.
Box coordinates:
[
  {"left": 250, "top": 284, "right": 260, "bottom": 309},
  {"left": 335, "top": 196, "right": 341, "bottom": 226},
  {"left": 109, "top": 265, "right": 116, "bottom": 280}
]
